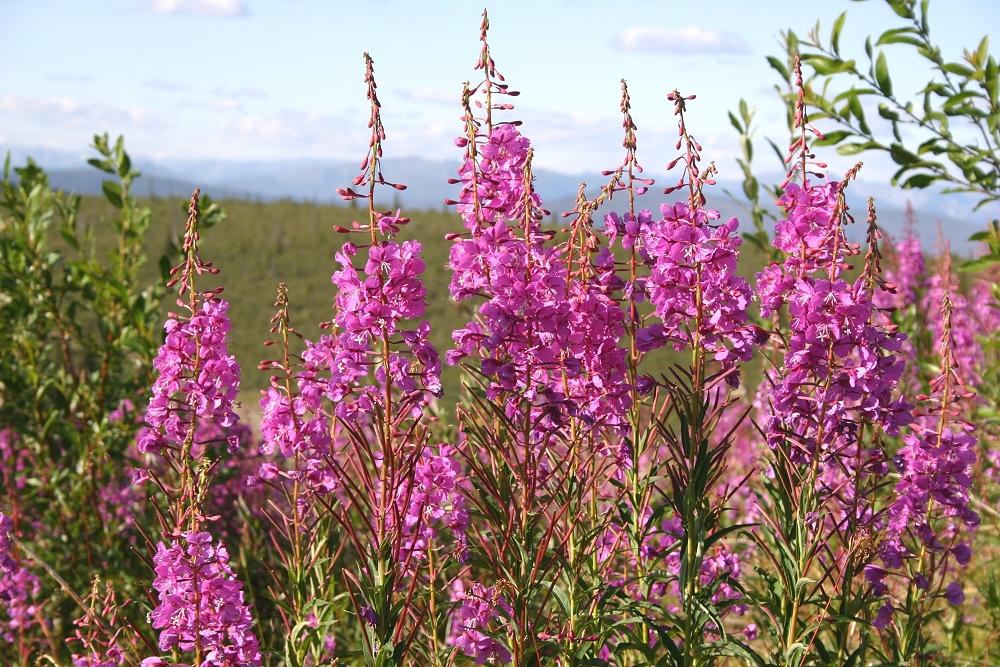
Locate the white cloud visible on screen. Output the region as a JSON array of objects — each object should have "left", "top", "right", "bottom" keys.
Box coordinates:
[
  {"left": 45, "top": 74, "right": 93, "bottom": 84},
  {"left": 397, "top": 86, "right": 458, "bottom": 106},
  {"left": 0, "top": 95, "right": 170, "bottom": 129},
  {"left": 229, "top": 86, "right": 267, "bottom": 99},
  {"left": 204, "top": 98, "right": 243, "bottom": 111},
  {"left": 143, "top": 0, "right": 248, "bottom": 17},
  {"left": 614, "top": 26, "right": 749, "bottom": 55},
  {"left": 209, "top": 108, "right": 367, "bottom": 156},
  {"left": 143, "top": 78, "right": 192, "bottom": 91}
]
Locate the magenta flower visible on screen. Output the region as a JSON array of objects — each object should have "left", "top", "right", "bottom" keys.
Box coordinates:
[
  {"left": 873, "top": 602, "right": 894, "bottom": 629},
  {"left": 631, "top": 202, "right": 762, "bottom": 379},
  {"left": 0, "top": 512, "right": 41, "bottom": 645},
  {"left": 447, "top": 124, "right": 631, "bottom": 435},
  {"left": 137, "top": 298, "right": 241, "bottom": 454},
  {"left": 147, "top": 531, "right": 262, "bottom": 667},
  {"left": 885, "top": 425, "right": 979, "bottom": 546},
  {"left": 757, "top": 179, "right": 912, "bottom": 463},
  {"left": 450, "top": 583, "right": 513, "bottom": 665},
  {"left": 944, "top": 582, "right": 966, "bottom": 606}
]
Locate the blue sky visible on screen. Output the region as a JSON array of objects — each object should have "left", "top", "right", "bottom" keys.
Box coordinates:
[{"left": 1, "top": 0, "right": 996, "bottom": 182}]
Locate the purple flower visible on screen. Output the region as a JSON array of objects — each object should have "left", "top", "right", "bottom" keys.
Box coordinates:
[
  {"left": 138, "top": 298, "right": 242, "bottom": 454},
  {"left": 447, "top": 125, "right": 632, "bottom": 437},
  {"left": 952, "top": 543, "right": 972, "bottom": 566},
  {"left": 146, "top": 531, "right": 262, "bottom": 667},
  {"left": 634, "top": 203, "right": 760, "bottom": 376},
  {"left": 873, "top": 602, "right": 894, "bottom": 629},
  {"left": 757, "top": 179, "right": 912, "bottom": 465},
  {"left": 0, "top": 512, "right": 41, "bottom": 644},
  {"left": 945, "top": 582, "right": 965, "bottom": 606},
  {"left": 449, "top": 583, "right": 513, "bottom": 665}
]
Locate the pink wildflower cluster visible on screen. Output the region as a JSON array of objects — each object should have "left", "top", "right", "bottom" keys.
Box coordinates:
[
  {"left": 0, "top": 429, "right": 29, "bottom": 493},
  {"left": 451, "top": 125, "right": 539, "bottom": 244},
  {"left": 886, "top": 425, "right": 978, "bottom": 547},
  {"left": 255, "top": 382, "right": 336, "bottom": 494},
  {"left": 605, "top": 201, "right": 763, "bottom": 383},
  {"left": 137, "top": 298, "right": 242, "bottom": 454},
  {"left": 391, "top": 446, "right": 469, "bottom": 565},
  {"left": 868, "top": 333, "right": 979, "bottom": 626},
  {"left": 72, "top": 652, "right": 123, "bottom": 667},
  {"left": 449, "top": 582, "right": 513, "bottom": 665},
  {"left": 597, "top": 514, "right": 746, "bottom": 612},
  {"left": 0, "top": 512, "right": 40, "bottom": 646},
  {"left": 875, "top": 216, "right": 996, "bottom": 388},
  {"left": 757, "top": 180, "right": 913, "bottom": 460},
  {"left": 257, "top": 238, "right": 441, "bottom": 491},
  {"left": 144, "top": 531, "right": 262, "bottom": 667},
  {"left": 447, "top": 125, "right": 631, "bottom": 433},
  {"left": 326, "top": 238, "right": 441, "bottom": 413}
]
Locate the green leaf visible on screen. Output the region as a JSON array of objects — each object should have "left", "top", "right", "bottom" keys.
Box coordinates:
[
  {"left": 877, "top": 102, "right": 900, "bottom": 121},
  {"left": 101, "top": 180, "right": 123, "bottom": 209},
  {"left": 876, "top": 27, "right": 922, "bottom": 47},
  {"left": 767, "top": 56, "right": 790, "bottom": 82},
  {"left": 901, "top": 173, "right": 936, "bottom": 189},
  {"left": 943, "top": 89, "right": 983, "bottom": 108},
  {"left": 837, "top": 141, "right": 880, "bottom": 155},
  {"left": 977, "top": 35, "right": 990, "bottom": 67},
  {"left": 985, "top": 55, "right": 999, "bottom": 104},
  {"left": 889, "top": 143, "right": 919, "bottom": 165},
  {"left": 875, "top": 50, "right": 893, "bottom": 96},
  {"left": 814, "top": 130, "right": 853, "bottom": 146},
  {"left": 941, "top": 61, "right": 975, "bottom": 77},
  {"left": 739, "top": 135, "right": 753, "bottom": 162},
  {"left": 959, "top": 256, "right": 1000, "bottom": 272},
  {"left": 849, "top": 95, "right": 871, "bottom": 134},
  {"left": 833, "top": 87, "right": 879, "bottom": 102},
  {"left": 87, "top": 157, "right": 115, "bottom": 174},
  {"left": 886, "top": 0, "right": 913, "bottom": 19},
  {"left": 118, "top": 150, "right": 132, "bottom": 180},
  {"left": 831, "top": 11, "right": 848, "bottom": 56},
  {"left": 728, "top": 111, "right": 742, "bottom": 134},
  {"left": 801, "top": 54, "right": 854, "bottom": 75}
]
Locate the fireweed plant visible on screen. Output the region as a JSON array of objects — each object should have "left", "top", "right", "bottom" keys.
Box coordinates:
[
  {"left": 3, "top": 8, "right": 1000, "bottom": 667},
  {"left": 132, "top": 189, "right": 263, "bottom": 667},
  {"left": 256, "top": 53, "right": 450, "bottom": 667}
]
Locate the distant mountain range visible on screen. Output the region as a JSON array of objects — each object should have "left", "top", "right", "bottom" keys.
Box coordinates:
[{"left": 4, "top": 144, "right": 994, "bottom": 255}]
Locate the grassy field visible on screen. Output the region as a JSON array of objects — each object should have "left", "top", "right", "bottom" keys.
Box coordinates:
[{"left": 73, "top": 192, "right": 774, "bottom": 414}]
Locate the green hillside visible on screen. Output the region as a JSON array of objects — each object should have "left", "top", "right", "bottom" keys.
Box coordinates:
[{"left": 74, "top": 192, "right": 770, "bottom": 412}]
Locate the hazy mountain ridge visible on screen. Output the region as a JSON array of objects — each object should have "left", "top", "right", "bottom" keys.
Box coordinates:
[{"left": 4, "top": 145, "right": 991, "bottom": 254}]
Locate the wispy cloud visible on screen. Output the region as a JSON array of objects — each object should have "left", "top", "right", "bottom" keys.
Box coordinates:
[
  {"left": 45, "top": 74, "right": 93, "bottom": 84},
  {"left": 211, "top": 86, "right": 267, "bottom": 99},
  {"left": 143, "top": 0, "right": 249, "bottom": 17},
  {"left": 0, "top": 95, "right": 170, "bottom": 128},
  {"left": 396, "top": 86, "right": 457, "bottom": 106},
  {"left": 204, "top": 98, "right": 244, "bottom": 111},
  {"left": 143, "top": 78, "right": 193, "bottom": 92},
  {"left": 229, "top": 86, "right": 266, "bottom": 99},
  {"left": 613, "top": 26, "right": 749, "bottom": 55},
  {"left": 210, "top": 108, "right": 367, "bottom": 156}
]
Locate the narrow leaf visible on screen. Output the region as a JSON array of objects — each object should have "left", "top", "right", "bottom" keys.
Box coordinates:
[{"left": 875, "top": 50, "right": 893, "bottom": 96}]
